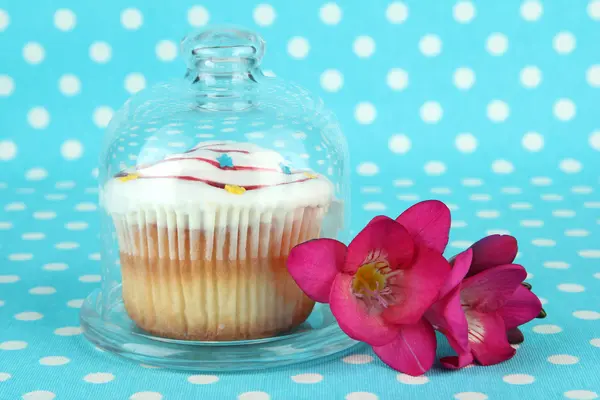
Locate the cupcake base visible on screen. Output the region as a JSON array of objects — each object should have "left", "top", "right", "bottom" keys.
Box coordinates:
[{"left": 114, "top": 206, "right": 324, "bottom": 341}]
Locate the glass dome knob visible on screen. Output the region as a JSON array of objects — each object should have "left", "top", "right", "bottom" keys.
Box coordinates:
[{"left": 181, "top": 26, "right": 265, "bottom": 73}]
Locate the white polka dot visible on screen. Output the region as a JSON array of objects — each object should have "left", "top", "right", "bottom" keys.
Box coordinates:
[
  {"left": 389, "top": 134, "right": 411, "bottom": 154},
  {"left": 0, "top": 9, "right": 9, "bottom": 31},
  {"left": 55, "top": 242, "right": 79, "bottom": 250},
  {"left": 470, "top": 194, "right": 491, "bottom": 201},
  {"left": 564, "top": 390, "right": 598, "bottom": 400},
  {"left": 291, "top": 373, "right": 323, "bottom": 384},
  {"left": 253, "top": 4, "right": 276, "bottom": 26},
  {"left": 346, "top": 393, "right": 379, "bottom": 400},
  {"left": 454, "top": 393, "right": 488, "bottom": 400},
  {"left": 188, "top": 375, "right": 219, "bottom": 384},
  {"left": 287, "top": 36, "right": 310, "bottom": 59},
  {"left": 521, "top": 220, "right": 544, "bottom": 228},
  {"left": 65, "top": 298, "right": 85, "bottom": 309},
  {"left": 553, "top": 209, "right": 576, "bottom": 218},
  {"left": 28, "top": 107, "right": 50, "bottom": 129},
  {"left": 503, "top": 374, "right": 535, "bottom": 385},
  {"left": 353, "top": 36, "right": 375, "bottom": 58},
  {"left": 486, "top": 33, "right": 508, "bottom": 55},
  {"left": 187, "top": 6, "right": 209, "bottom": 27},
  {"left": 522, "top": 132, "right": 544, "bottom": 151},
  {"left": 558, "top": 283, "right": 584, "bottom": 293},
  {"left": 75, "top": 202, "right": 97, "bottom": 211},
  {"left": 39, "top": 356, "right": 70, "bottom": 366},
  {"left": 455, "top": 133, "right": 478, "bottom": 153},
  {"left": 23, "top": 42, "right": 45, "bottom": 64},
  {"left": 520, "top": 66, "right": 542, "bottom": 88},
  {"left": 451, "top": 241, "right": 474, "bottom": 249},
  {"left": 43, "top": 263, "right": 68, "bottom": 271},
  {"left": 547, "top": 354, "right": 579, "bottom": 365},
  {"left": 15, "top": 312, "right": 43, "bottom": 321},
  {"left": 424, "top": 161, "right": 446, "bottom": 175},
  {"left": 487, "top": 100, "right": 509, "bottom": 122},
  {"left": 554, "top": 31, "right": 576, "bottom": 54},
  {"left": 156, "top": 40, "right": 177, "bottom": 61},
  {"left": 559, "top": 158, "right": 582, "bottom": 173},
  {"left": 591, "top": 338, "right": 600, "bottom": 347},
  {"left": 585, "top": 202, "right": 600, "bottom": 209},
  {"left": 29, "top": 287, "right": 56, "bottom": 295},
  {"left": 565, "top": 229, "right": 590, "bottom": 237},
  {"left": 54, "top": 9, "right": 76, "bottom": 31},
  {"left": 0, "top": 372, "right": 10, "bottom": 382},
  {"left": 477, "top": 210, "right": 500, "bottom": 219},
  {"left": 572, "top": 185, "right": 593, "bottom": 194},
  {"left": 22, "top": 232, "right": 44, "bottom": 240},
  {"left": 65, "top": 221, "right": 88, "bottom": 231},
  {"left": 451, "top": 220, "right": 468, "bottom": 228},
  {"left": 420, "top": 101, "right": 443, "bottom": 123},
  {"left": 511, "top": 202, "right": 533, "bottom": 210},
  {"left": 397, "top": 374, "right": 429, "bottom": 385},
  {"left": 0, "top": 74, "right": 14, "bottom": 96},
  {"left": 26, "top": 168, "right": 48, "bottom": 181},
  {"left": 0, "top": 340, "right": 27, "bottom": 350},
  {"left": 573, "top": 311, "right": 600, "bottom": 320},
  {"left": 354, "top": 102, "right": 376, "bottom": 124},
  {"left": 320, "top": 3, "right": 342, "bottom": 25},
  {"left": 320, "top": 69, "right": 343, "bottom": 92},
  {"left": 120, "top": 8, "right": 143, "bottom": 30},
  {"left": 0, "top": 275, "right": 20, "bottom": 283},
  {"left": 5, "top": 202, "right": 25, "bottom": 211},
  {"left": 393, "top": 179, "right": 414, "bottom": 187},
  {"left": 79, "top": 275, "right": 101, "bottom": 282},
  {"left": 501, "top": 187, "right": 522, "bottom": 194},
  {"left": 533, "top": 324, "right": 562, "bottom": 334},
  {"left": 419, "top": 34, "right": 442, "bottom": 57},
  {"left": 33, "top": 211, "right": 55, "bottom": 220},
  {"left": 22, "top": 391, "right": 56, "bottom": 400},
  {"left": 0, "top": 140, "right": 17, "bottom": 160},
  {"left": 93, "top": 106, "right": 114, "bottom": 128},
  {"left": 125, "top": 73, "right": 146, "bottom": 94},
  {"left": 342, "top": 354, "right": 374, "bottom": 364},
  {"left": 386, "top": 2, "right": 408, "bottom": 23},
  {"left": 130, "top": 392, "right": 163, "bottom": 400},
  {"left": 9, "top": 253, "right": 33, "bottom": 261},
  {"left": 58, "top": 74, "right": 81, "bottom": 96},
  {"left": 589, "top": 131, "right": 600, "bottom": 152},
  {"left": 454, "top": 67, "right": 475, "bottom": 90},
  {"left": 84, "top": 372, "right": 114, "bottom": 384},
  {"left": 387, "top": 68, "right": 408, "bottom": 90},
  {"left": 453, "top": 1, "right": 476, "bottom": 23},
  {"left": 89, "top": 41, "right": 111, "bottom": 63},
  {"left": 587, "top": 65, "right": 600, "bottom": 87},
  {"left": 357, "top": 162, "right": 379, "bottom": 176},
  {"left": 462, "top": 178, "right": 483, "bottom": 187},
  {"left": 238, "top": 392, "right": 271, "bottom": 400},
  {"left": 0, "top": 222, "right": 12, "bottom": 230},
  {"left": 521, "top": 0, "right": 543, "bottom": 20},
  {"left": 61, "top": 140, "right": 83, "bottom": 160},
  {"left": 492, "top": 159, "right": 514, "bottom": 174},
  {"left": 554, "top": 98, "right": 576, "bottom": 121}
]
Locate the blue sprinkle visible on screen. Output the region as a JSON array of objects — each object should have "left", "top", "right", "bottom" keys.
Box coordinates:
[
  {"left": 217, "top": 154, "right": 234, "bottom": 168},
  {"left": 280, "top": 162, "right": 292, "bottom": 175}
]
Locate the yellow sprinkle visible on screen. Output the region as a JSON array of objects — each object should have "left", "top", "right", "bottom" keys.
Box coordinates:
[
  {"left": 118, "top": 173, "right": 140, "bottom": 182},
  {"left": 303, "top": 172, "right": 318, "bottom": 179},
  {"left": 224, "top": 184, "right": 246, "bottom": 195}
]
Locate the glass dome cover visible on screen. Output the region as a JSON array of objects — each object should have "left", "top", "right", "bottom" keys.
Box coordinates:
[{"left": 82, "top": 26, "right": 353, "bottom": 369}]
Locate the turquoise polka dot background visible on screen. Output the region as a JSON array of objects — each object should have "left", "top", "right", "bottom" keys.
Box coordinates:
[{"left": 1, "top": 0, "right": 600, "bottom": 399}]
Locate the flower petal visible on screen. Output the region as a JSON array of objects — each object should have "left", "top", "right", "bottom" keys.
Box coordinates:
[
  {"left": 329, "top": 273, "right": 399, "bottom": 346},
  {"left": 382, "top": 244, "right": 451, "bottom": 325},
  {"left": 461, "top": 264, "right": 527, "bottom": 312},
  {"left": 395, "top": 200, "right": 451, "bottom": 253},
  {"left": 500, "top": 286, "right": 543, "bottom": 330},
  {"left": 344, "top": 216, "right": 414, "bottom": 274},
  {"left": 468, "top": 235, "right": 518, "bottom": 276},
  {"left": 287, "top": 238, "right": 347, "bottom": 303},
  {"left": 466, "top": 310, "right": 516, "bottom": 366},
  {"left": 425, "top": 286, "right": 470, "bottom": 358},
  {"left": 439, "top": 249, "right": 473, "bottom": 298},
  {"left": 372, "top": 319, "right": 436, "bottom": 376}
]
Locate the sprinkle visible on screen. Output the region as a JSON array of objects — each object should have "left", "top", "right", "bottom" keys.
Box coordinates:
[
  {"left": 224, "top": 184, "right": 246, "bottom": 195},
  {"left": 280, "top": 162, "right": 292, "bottom": 175},
  {"left": 217, "top": 154, "right": 234, "bottom": 168},
  {"left": 303, "top": 172, "right": 318, "bottom": 179},
  {"left": 118, "top": 173, "right": 139, "bottom": 182}
]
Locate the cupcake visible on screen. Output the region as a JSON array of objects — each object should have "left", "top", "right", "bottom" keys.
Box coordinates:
[{"left": 103, "top": 141, "right": 334, "bottom": 340}]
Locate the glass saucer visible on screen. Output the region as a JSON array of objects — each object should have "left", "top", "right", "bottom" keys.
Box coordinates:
[{"left": 80, "top": 286, "right": 358, "bottom": 371}]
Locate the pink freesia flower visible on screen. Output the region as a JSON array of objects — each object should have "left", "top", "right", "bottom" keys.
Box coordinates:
[
  {"left": 426, "top": 235, "right": 543, "bottom": 369},
  {"left": 287, "top": 200, "right": 451, "bottom": 376}
]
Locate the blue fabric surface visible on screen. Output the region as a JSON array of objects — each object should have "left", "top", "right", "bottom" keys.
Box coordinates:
[{"left": 1, "top": 1, "right": 600, "bottom": 399}]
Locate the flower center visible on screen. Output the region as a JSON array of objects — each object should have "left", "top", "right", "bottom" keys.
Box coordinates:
[{"left": 352, "top": 261, "right": 398, "bottom": 309}]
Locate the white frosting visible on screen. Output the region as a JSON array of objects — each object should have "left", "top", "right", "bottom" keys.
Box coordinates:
[{"left": 103, "top": 140, "right": 334, "bottom": 227}]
